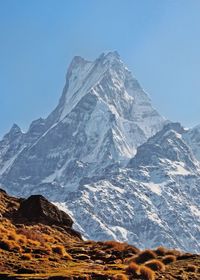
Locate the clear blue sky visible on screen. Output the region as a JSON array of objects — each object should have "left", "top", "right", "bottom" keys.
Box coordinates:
[{"left": 1, "top": 0, "right": 200, "bottom": 138}]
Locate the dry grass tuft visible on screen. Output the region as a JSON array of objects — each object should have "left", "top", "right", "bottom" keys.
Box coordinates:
[
  {"left": 177, "top": 253, "right": 194, "bottom": 261},
  {"left": 125, "top": 261, "right": 140, "bottom": 276},
  {"left": 0, "top": 239, "right": 21, "bottom": 252},
  {"left": 16, "top": 228, "right": 45, "bottom": 244},
  {"left": 139, "top": 265, "right": 155, "bottom": 280},
  {"left": 186, "top": 264, "right": 197, "bottom": 273},
  {"left": 126, "top": 261, "right": 155, "bottom": 279},
  {"left": 154, "top": 246, "right": 166, "bottom": 256},
  {"left": 162, "top": 255, "right": 176, "bottom": 264},
  {"left": 144, "top": 259, "right": 165, "bottom": 271},
  {"left": 104, "top": 241, "right": 127, "bottom": 251},
  {"left": 112, "top": 274, "right": 129, "bottom": 280},
  {"left": 27, "top": 239, "right": 41, "bottom": 247},
  {"left": 21, "top": 253, "right": 32, "bottom": 260},
  {"left": 7, "top": 232, "right": 18, "bottom": 241},
  {"left": 17, "top": 234, "right": 27, "bottom": 245},
  {"left": 102, "top": 240, "right": 139, "bottom": 255},
  {"left": 52, "top": 244, "right": 66, "bottom": 256},
  {"left": 52, "top": 245, "right": 72, "bottom": 260},
  {"left": 135, "top": 249, "right": 157, "bottom": 264},
  {"left": 165, "top": 249, "right": 181, "bottom": 256}
]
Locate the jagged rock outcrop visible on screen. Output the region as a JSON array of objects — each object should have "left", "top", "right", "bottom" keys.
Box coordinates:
[{"left": 16, "top": 195, "right": 73, "bottom": 227}]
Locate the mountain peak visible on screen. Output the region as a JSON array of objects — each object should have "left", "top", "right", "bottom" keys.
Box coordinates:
[
  {"left": 56, "top": 52, "right": 164, "bottom": 126},
  {"left": 10, "top": 123, "right": 21, "bottom": 133},
  {"left": 67, "top": 51, "right": 121, "bottom": 75},
  {"left": 98, "top": 50, "right": 121, "bottom": 62},
  {"left": 66, "top": 55, "right": 91, "bottom": 79},
  {"left": 3, "top": 123, "right": 22, "bottom": 140},
  {"left": 161, "top": 122, "right": 185, "bottom": 135},
  {"left": 128, "top": 121, "right": 197, "bottom": 169}
]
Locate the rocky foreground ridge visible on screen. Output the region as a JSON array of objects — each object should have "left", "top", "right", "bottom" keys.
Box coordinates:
[{"left": 0, "top": 189, "right": 200, "bottom": 280}]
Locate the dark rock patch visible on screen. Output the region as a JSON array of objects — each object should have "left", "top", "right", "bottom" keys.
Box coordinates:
[{"left": 15, "top": 195, "right": 73, "bottom": 228}]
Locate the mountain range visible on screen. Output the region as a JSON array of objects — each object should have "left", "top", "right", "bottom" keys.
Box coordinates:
[{"left": 1, "top": 51, "right": 200, "bottom": 252}]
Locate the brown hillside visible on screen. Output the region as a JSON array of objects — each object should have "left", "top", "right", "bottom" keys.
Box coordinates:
[{"left": 0, "top": 189, "right": 199, "bottom": 280}]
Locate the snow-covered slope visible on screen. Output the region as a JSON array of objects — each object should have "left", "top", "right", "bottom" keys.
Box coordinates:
[
  {"left": 0, "top": 51, "right": 165, "bottom": 198},
  {"left": 59, "top": 123, "right": 200, "bottom": 252},
  {"left": 184, "top": 124, "right": 200, "bottom": 161},
  {"left": 1, "top": 51, "right": 200, "bottom": 253}
]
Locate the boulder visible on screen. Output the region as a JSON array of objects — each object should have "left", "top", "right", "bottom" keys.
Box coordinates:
[{"left": 16, "top": 195, "right": 73, "bottom": 228}]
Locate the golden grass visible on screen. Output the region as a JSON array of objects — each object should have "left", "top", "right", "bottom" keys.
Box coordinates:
[
  {"left": 102, "top": 240, "right": 139, "bottom": 254},
  {"left": 112, "top": 274, "right": 129, "bottom": 280},
  {"left": 134, "top": 249, "right": 157, "bottom": 264},
  {"left": 125, "top": 261, "right": 140, "bottom": 276},
  {"left": 125, "top": 261, "right": 156, "bottom": 280},
  {"left": 186, "top": 264, "right": 197, "bottom": 273},
  {"left": 154, "top": 246, "right": 166, "bottom": 256},
  {"left": 21, "top": 253, "right": 32, "bottom": 260},
  {"left": 104, "top": 241, "right": 129, "bottom": 251},
  {"left": 162, "top": 255, "right": 177, "bottom": 264},
  {"left": 0, "top": 239, "right": 21, "bottom": 252},
  {"left": 139, "top": 265, "right": 155, "bottom": 280},
  {"left": 52, "top": 245, "right": 72, "bottom": 260},
  {"left": 144, "top": 259, "right": 165, "bottom": 271}
]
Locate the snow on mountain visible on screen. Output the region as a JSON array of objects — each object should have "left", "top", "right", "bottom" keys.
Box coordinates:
[
  {"left": 1, "top": 51, "right": 200, "bottom": 253},
  {"left": 183, "top": 124, "right": 200, "bottom": 161},
  {"left": 0, "top": 124, "right": 24, "bottom": 176},
  {"left": 0, "top": 51, "right": 165, "bottom": 198},
  {"left": 60, "top": 122, "right": 200, "bottom": 252}
]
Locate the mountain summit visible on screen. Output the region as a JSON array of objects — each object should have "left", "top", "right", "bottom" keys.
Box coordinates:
[{"left": 0, "top": 52, "right": 165, "bottom": 198}]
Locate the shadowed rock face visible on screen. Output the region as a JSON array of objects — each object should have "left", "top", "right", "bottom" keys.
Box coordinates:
[
  {"left": 0, "top": 188, "right": 82, "bottom": 240},
  {"left": 16, "top": 195, "right": 73, "bottom": 227}
]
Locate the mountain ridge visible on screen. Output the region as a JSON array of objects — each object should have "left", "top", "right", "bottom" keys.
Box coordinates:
[{"left": 61, "top": 122, "right": 200, "bottom": 252}]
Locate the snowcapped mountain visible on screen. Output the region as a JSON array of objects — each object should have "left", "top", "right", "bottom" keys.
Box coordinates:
[
  {"left": 59, "top": 122, "right": 200, "bottom": 252},
  {"left": 1, "top": 51, "right": 200, "bottom": 253},
  {"left": 0, "top": 51, "right": 165, "bottom": 198}
]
